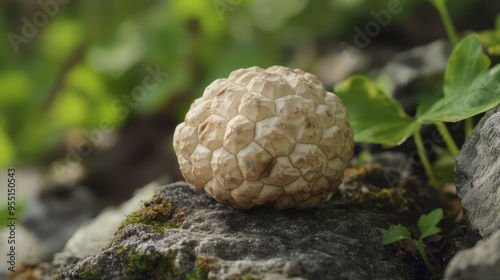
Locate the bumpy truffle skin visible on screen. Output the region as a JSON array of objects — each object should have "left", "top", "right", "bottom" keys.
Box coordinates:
[{"left": 173, "top": 66, "right": 354, "bottom": 209}]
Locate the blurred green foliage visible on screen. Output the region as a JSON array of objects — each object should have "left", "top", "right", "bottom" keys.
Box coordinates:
[
  {"left": 0, "top": 0, "right": 492, "bottom": 168},
  {"left": 478, "top": 14, "right": 500, "bottom": 55}
]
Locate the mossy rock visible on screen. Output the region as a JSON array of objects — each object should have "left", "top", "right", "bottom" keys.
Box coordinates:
[{"left": 117, "top": 194, "right": 189, "bottom": 234}]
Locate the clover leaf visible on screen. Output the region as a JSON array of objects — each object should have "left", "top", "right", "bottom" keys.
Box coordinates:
[
  {"left": 417, "top": 34, "right": 500, "bottom": 123},
  {"left": 336, "top": 76, "right": 421, "bottom": 146},
  {"left": 379, "top": 208, "right": 443, "bottom": 275},
  {"left": 418, "top": 208, "right": 443, "bottom": 239},
  {"left": 378, "top": 224, "right": 413, "bottom": 245}
]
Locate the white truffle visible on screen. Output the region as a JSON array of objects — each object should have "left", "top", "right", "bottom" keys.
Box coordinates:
[{"left": 173, "top": 66, "right": 354, "bottom": 209}]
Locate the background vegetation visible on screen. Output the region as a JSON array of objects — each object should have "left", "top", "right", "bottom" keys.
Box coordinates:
[{"left": 1, "top": 0, "right": 499, "bottom": 189}]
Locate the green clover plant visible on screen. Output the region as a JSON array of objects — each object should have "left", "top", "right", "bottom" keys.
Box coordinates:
[
  {"left": 336, "top": 4, "right": 500, "bottom": 190},
  {"left": 378, "top": 208, "right": 443, "bottom": 275}
]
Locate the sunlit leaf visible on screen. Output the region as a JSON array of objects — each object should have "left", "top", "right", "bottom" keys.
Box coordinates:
[
  {"left": 336, "top": 75, "right": 420, "bottom": 145},
  {"left": 49, "top": 91, "right": 89, "bottom": 128},
  {"left": 41, "top": 19, "right": 83, "bottom": 62},
  {"left": 47, "top": 65, "right": 120, "bottom": 129},
  {"left": 170, "top": 0, "right": 224, "bottom": 37},
  {"left": 418, "top": 35, "right": 500, "bottom": 123},
  {"left": 374, "top": 74, "right": 394, "bottom": 98},
  {"left": 0, "top": 71, "right": 32, "bottom": 105}
]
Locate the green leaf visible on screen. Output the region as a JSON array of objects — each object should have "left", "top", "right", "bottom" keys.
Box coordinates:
[
  {"left": 418, "top": 208, "right": 443, "bottom": 240},
  {"left": 378, "top": 224, "right": 413, "bottom": 245},
  {"left": 0, "top": 125, "right": 14, "bottom": 168},
  {"left": 374, "top": 74, "right": 394, "bottom": 98},
  {"left": 480, "top": 29, "right": 500, "bottom": 56},
  {"left": 414, "top": 81, "right": 444, "bottom": 118},
  {"left": 41, "top": 19, "right": 83, "bottom": 63},
  {"left": 336, "top": 75, "right": 420, "bottom": 145},
  {"left": 418, "top": 34, "right": 500, "bottom": 123},
  {"left": 478, "top": 14, "right": 500, "bottom": 56},
  {"left": 0, "top": 71, "right": 32, "bottom": 105}
]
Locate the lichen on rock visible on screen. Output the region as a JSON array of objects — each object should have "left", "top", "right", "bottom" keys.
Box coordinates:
[
  {"left": 49, "top": 182, "right": 413, "bottom": 280},
  {"left": 455, "top": 105, "right": 500, "bottom": 238},
  {"left": 116, "top": 194, "right": 189, "bottom": 234}
]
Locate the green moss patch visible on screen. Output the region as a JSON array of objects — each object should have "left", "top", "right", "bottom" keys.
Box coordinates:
[
  {"left": 337, "top": 165, "right": 418, "bottom": 214},
  {"left": 117, "top": 194, "right": 190, "bottom": 234},
  {"left": 185, "top": 255, "right": 218, "bottom": 280},
  {"left": 121, "top": 248, "right": 179, "bottom": 280},
  {"left": 77, "top": 264, "right": 101, "bottom": 280},
  {"left": 228, "top": 274, "right": 263, "bottom": 280}
]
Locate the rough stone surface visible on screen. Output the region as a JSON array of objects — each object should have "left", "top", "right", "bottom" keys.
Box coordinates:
[
  {"left": 50, "top": 181, "right": 411, "bottom": 280},
  {"left": 380, "top": 39, "right": 452, "bottom": 109},
  {"left": 174, "top": 66, "right": 354, "bottom": 209},
  {"left": 22, "top": 185, "right": 104, "bottom": 256},
  {"left": 444, "top": 230, "right": 500, "bottom": 280},
  {"left": 0, "top": 225, "right": 49, "bottom": 279},
  {"left": 455, "top": 106, "right": 500, "bottom": 238},
  {"left": 52, "top": 182, "right": 157, "bottom": 266},
  {"left": 381, "top": 39, "right": 452, "bottom": 91}
]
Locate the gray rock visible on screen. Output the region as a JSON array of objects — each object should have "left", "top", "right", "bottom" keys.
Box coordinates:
[
  {"left": 381, "top": 39, "right": 452, "bottom": 91},
  {"left": 52, "top": 182, "right": 158, "bottom": 266},
  {"left": 455, "top": 106, "right": 500, "bottom": 238},
  {"left": 380, "top": 39, "right": 452, "bottom": 111},
  {"left": 444, "top": 230, "right": 500, "bottom": 280},
  {"left": 0, "top": 225, "right": 49, "bottom": 279},
  {"left": 22, "top": 185, "right": 105, "bottom": 255},
  {"left": 365, "top": 152, "right": 412, "bottom": 176},
  {"left": 49, "top": 181, "right": 412, "bottom": 280}
]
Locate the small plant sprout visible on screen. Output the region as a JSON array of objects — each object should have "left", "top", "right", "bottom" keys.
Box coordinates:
[
  {"left": 336, "top": 1, "right": 500, "bottom": 192},
  {"left": 378, "top": 208, "right": 443, "bottom": 275},
  {"left": 336, "top": 33, "right": 500, "bottom": 191}
]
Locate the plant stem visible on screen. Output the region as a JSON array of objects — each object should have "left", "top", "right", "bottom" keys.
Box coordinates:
[
  {"left": 431, "top": 0, "right": 459, "bottom": 45},
  {"left": 464, "top": 118, "right": 474, "bottom": 138},
  {"left": 435, "top": 122, "right": 459, "bottom": 157},
  {"left": 415, "top": 239, "right": 436, "bottom": 275},
  {"left": 413, "top": 132, "right": 439, "bottom": 190}
]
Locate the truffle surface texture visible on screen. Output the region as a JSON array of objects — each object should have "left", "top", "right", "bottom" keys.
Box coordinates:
[{"left": 173, "top": 65, "right": 354, "bottom": 209}]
